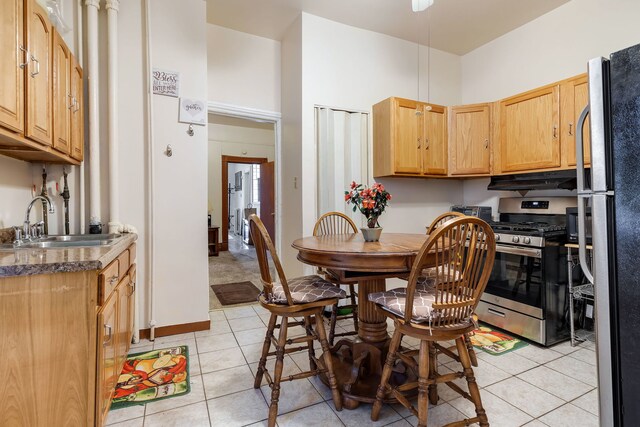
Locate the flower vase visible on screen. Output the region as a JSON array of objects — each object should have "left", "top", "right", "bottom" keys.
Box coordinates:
[{"left": 361, "top": 227, "right": 383, "bottom": 242}]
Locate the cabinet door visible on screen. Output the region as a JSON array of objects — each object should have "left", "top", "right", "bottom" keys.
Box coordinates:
[
  {"left": 562, "top": 75, "right": 590, "bottom": 167},
  {"left": 97, "top": 293, "right": 118, "bottom": 427},
  {"left": 52, "top": 29, "right": 71, "bottom": 154},
  {"left": 25, "top": 0, "right": 53, "bottom": 146},
  {"left": 422, "top": 105, "right": 447, "bottom": 175},
  {"left": 500, "top": 85, "right": 560, "bottom": 173},
  {"left": 70, "top": 56, "right": 84, "bottom": 161},
  {"left": 449, "top": 104, "right": 491, "bottom": 175},
  {"left": 117, "top": 277, "right": 132, "bottom": 370},
  {"left": 393, "top": 98, "right": 422, "bottom": 174},
  {"left": 0, "top": 0, "right": 24, "bottom": 133}
]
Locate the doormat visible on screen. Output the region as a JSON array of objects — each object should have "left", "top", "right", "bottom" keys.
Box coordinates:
[
  {"left": 111, "top": 345, "right": 190, "bottom": 409},
  {"left": 211, "top": 281, "right": 261, "bottom": 305},
  {"left": 469, "top": 325, "right": 528, "bottom": 356}
]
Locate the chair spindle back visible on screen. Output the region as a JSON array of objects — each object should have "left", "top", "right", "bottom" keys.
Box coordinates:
[
  {"left": 406, "top": 216, "right": 496, "bottom": 327},
  {"left": 249, "top": 214, "right": 294, "bottom": 305},
  {"left": 426, "top": 211, "right": 465, "bottom": 235},
  {"left": 313, "top": 212, "right": 358, "bottom": 236}
]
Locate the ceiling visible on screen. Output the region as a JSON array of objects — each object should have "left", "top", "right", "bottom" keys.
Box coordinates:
[{"left": 206, "top": 0, "right": 570, "bottom": 55}]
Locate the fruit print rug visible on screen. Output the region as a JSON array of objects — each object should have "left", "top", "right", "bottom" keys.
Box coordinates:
[
  {"left": 111, "top": 345, "right": 190, "bottom": 409},
  {"left": 469, "top": 325, "right": 528, "bottom": 356}
]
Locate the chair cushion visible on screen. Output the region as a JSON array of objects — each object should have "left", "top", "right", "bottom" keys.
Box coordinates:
[
  {"left": 270, "top": 275, "right": 346, "bottom": 304},
  {"left": 417, "top": 264, "right": 462, "bottom": 290},
  {"left": 368, "top": 287, "right": 437, "bottom": 323}
]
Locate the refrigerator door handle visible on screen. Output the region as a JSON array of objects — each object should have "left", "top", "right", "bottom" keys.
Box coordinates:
[
  {"left": 577, "top": 195, "right": 594, "bottom": 284},
  {"left": 575, "top": 105, "right": 590, "bottom": 194},
  {"left": 575, "top": 105, "right": 595, "bottom": 284}
]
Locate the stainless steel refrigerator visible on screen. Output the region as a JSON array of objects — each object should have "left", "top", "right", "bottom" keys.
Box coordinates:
[{"left": 577, "top": 43, "right": 640, "bottom": 426}]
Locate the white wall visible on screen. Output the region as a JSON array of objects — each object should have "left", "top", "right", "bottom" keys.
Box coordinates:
[
  {"left": 460, "top": 0, "right": 640, "bottom": 208},
  {"left": 207, "top": 122, "right": 275, "bottom": 228},
  {"left": 207, "top": 24, "right": 281, "bottom": 112},
  {"left": 114, "top": 0, "right": 209, "bottom": 331},
  {"left": 148, "top": 0, "right": 209, "bottom": 328},
  {"left": 288, "top": 14, "right": 463, "bottom": 274}
]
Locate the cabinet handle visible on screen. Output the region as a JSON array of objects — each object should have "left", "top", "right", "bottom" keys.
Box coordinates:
[
  {"left": 104, "top": 324, "right": 113, "bottom": 345},
  {"left": 553, "top": 125, "right": 558, "bottom": 139},
  {"left": 417, "top": 137, "right": 421, "bottom": 149},
  {"left": 415, "top": 110, "right": 423, "bottom": 116},
  {"left": 30, "top": 55, "right": 40, "bottom": 77},
  {"left": 73, "top": 97, "right": 80, "bottom": 113},
  {"left": 68, "top": 94, "right": 75, "bottom": 110},
  {"left": 569, "top": 123, "right": 573, "bottom": 136},
  {"left": 18, "top": 45, "right": 30, "bottom": 69},
  {"left": 425, "top": 138, "right": 430, "bottom": 149},
  {"left": 128, "top": 280, "right": 136, "bottom": 296},
  {"left": 484, "top": 139, "right": 489, "bottom": 149},
  {"left": 108, "top": 275, "right": 119, "bottom": 285}
]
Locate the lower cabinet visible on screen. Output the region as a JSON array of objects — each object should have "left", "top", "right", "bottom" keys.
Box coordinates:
[{"left": 0, "top": 241, "right": 136, "bottom": 427}]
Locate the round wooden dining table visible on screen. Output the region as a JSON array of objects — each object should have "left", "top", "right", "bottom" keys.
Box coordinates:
[{"left": 292, "top": 232, "right": 433, "bottom": 408}]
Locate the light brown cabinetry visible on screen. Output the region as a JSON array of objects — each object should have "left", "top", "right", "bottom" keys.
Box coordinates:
[
  {"left": 0, "top": 0, "right": 25, "bottom": 134},
  {"left": 0, "top": 0, "right": 82, "bottom": 164},
  {"left": 97, "top": 289, "right": 118, "bottom": 426},
  {"left": 25, "top": 0, "right": 53, "bottom": 146},
  {"left": 373, "top": 97, "right": 447, "bottom": 177},
  {"left": 561, "top": 74, "right": 590, "bottom": 167},
  {"left": 0, "top": 242, "right": 136, "bottom": 427},
  {"left": 448, "top": 103, "right": 491, "bottom": 176},
  {"left": 497, "top": 84, "right": 561, "bottom": 173},
  {"left": 422, "top": 105, "right": 448, "bottom": 175},
  {"left": 52, "top": 28, "right": 71, "bottom": 154},
  {"left": 70, "top": 57, "right": 84, "bottom": 160}
]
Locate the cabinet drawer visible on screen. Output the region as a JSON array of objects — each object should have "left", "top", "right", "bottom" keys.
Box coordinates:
[
  {"left": 99, "top": 259, "right": 120, "bottom": 305},
  {"left": 118, "top": 249, "right": 130, "bottom": 277}
]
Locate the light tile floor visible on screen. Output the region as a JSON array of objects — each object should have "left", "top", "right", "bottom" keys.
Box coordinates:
[{"left": 107, "top": 306, "right": 598, "bottom": 427}]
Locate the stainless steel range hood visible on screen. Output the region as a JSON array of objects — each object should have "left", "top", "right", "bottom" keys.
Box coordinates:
[{"left": 487, "top": 170, "right": 581, "bottom": 193}]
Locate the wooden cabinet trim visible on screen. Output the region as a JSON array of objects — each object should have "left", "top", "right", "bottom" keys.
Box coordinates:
[{"left": 0, "top": 0, "right": 25, "bottom": 134}]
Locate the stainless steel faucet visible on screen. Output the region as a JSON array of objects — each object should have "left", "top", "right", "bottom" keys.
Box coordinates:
[{"left": 23, "top": 195, "right": 55, "bottom": 240}]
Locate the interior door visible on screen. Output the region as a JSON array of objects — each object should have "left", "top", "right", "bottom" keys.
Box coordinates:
[{"left": 259, "top": 161, "right": 275, "bottom": 239}]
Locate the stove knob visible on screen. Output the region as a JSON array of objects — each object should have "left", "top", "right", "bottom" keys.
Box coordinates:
[
  {"left": 496, "top": 234, "right": 500, "bottom": 241},
  {"left": 512, "top": 236, "right": 520, "bottom": 243},
  {"left": 523, "top": 237, "right": 531, "bottom": 244}
]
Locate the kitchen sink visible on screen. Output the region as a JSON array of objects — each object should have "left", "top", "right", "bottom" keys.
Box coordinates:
[{"left": 0, "top": 234, "right": 123, "bottom": 251}]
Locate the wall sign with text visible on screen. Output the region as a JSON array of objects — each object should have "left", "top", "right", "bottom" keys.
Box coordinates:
[
  {"left": 152, "top": 68, "right": 180, "bottom": 97},
  {"left": 179, "top": 98, "right": 206, "bottom": 125}
]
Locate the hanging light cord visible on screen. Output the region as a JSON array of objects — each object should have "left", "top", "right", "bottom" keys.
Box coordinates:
[{"left": 427, "top": 5, "right": 431, "bottom": 105}]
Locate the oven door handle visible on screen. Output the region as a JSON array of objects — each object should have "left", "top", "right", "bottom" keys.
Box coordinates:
[{"left": 495, "top": 245, "right": 542, "bottom": 258}]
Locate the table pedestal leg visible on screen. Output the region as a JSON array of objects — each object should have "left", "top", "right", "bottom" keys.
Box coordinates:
[{"left": 357, "top": 279, "right": 389, "bottom": 343}]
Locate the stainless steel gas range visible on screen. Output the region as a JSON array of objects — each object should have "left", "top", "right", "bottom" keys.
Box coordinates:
[{"left": 476, "top": 197, "right": 577, "bottom": 346}]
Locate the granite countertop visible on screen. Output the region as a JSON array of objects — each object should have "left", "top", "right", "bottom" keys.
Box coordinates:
[{"left": 0, "top": 233, "right": 138, "bottom": 277}]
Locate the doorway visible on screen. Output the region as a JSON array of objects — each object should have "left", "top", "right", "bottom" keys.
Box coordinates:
[
  {"left": 221, "top": 156, "right": 276, "bottom": 252},
  {"left": 207, "top": 113, "right": 277, "bottom": 310}
]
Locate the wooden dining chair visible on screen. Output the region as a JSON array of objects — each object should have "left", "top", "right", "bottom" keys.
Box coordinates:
[
  {"left": 369, "top": 217, "right": 496, "bottom": 427},
  {"left": 424, "top": 211, "right": 479, "bottom": 366},
  {"left": 313, "top": 211, "right": 359, "bottom": 345},
  {"left": 249, "top": 214, "right": 344, "bottom": 427}
]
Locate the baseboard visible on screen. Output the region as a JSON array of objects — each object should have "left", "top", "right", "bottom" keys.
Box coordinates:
[{"left": 139, "top": 319, "right": 211, "bottom": 340}]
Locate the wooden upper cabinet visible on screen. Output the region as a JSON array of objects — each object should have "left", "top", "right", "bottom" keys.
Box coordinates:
[
  {"left": 422, "top": 105, "right": 447, "bottom": 175},
  {"left": 449, "top": 103, "right": 491, "bottom": 175},
  {"left": 561, "top": 74, "right": 590, "bottom": 167},
  {"left": 52, "top": 29, "right": 71, "bottom": 154},
  {"left": 70, "top": 56, "right": 84, "bottom": 161},
  {"left": 499, "top": 84, "right": 560, "bottom": 173},
  {"left": 393, "top": 98, "right": 422, "bottom": 174},
  {"left": 0, "top": 0, "right": 25, "bottom": 134},
  {"left": 25, "top": 0, "right": 53, "bottom": 146},
  {"left": 373, "top": 97, "right": 448, "bottom": 177}
]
